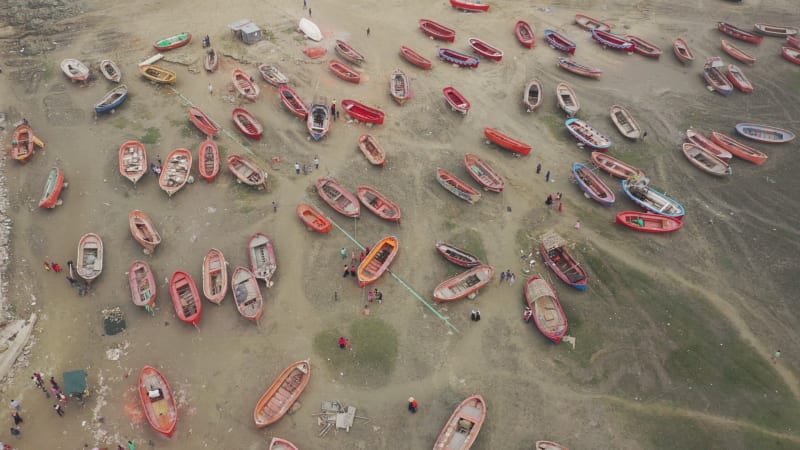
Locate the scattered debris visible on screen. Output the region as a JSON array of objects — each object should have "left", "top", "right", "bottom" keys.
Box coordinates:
[{"left": 315, "top": 400, "right": 368, "bottom": 437}]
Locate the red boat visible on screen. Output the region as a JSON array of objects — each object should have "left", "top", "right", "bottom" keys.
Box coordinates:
[
  {"left": 468, "top": 37, "right": 504, "bottom": 61},
  {"left": 450, "top": 0, "right": 489, "bottom": 12},
  {"left": 419, "top": 19, "right": 456, "bottom": 42},
  {"left": 202, "top": 248, "right": 228, "bottom": 305},
  {"left": 575, "top": 14, "right": 612, "bottom": 32},
  {"left": 390, "top": 69, "right": 411, "bottom": 105},
  {"left": 782, "top": 46, "right": 800, "bottom": 65},
  {"left": 558, "top": 57, "right": 603, "bottom": 79},
  {"left": 433, "top": 265, "right": 494, "bottom": 303},
  {"left": 248, "top": 232, "right": 277, "bottom": 286},
  {"left": 334, "top": 39, "right": 366, "bottom": 65},
  {"left": 433, "top": 395, "right": 487, "bottom": 449},
  {"left": 39, "top": 167, "right": 66, "bottom": 209},
  {"left": 357, "top": 236, "right": 399, "bottom": 287},
  {"left": 435, "top": 241, "right": 481, "bottom": 268},
  {"left": 484, "top": 127, "right": 532, "bottom": 156},
  {"left": 129, "top": 260, "right": 157, "bottom": 309},
  {"left": 357, "top": 186, "right": 402, "bottom": 222},
  {"left": 592, "top": 29, "right": 635, "bottom": 52},
  {"left": 231, "top": 266, "right": 264, "bottom": 323},
  {"left": 686, "top": 129, "right": 732, "bottom": 161},
  {"left": 153, "top": 32, "right": 191, "bottom": 51},
  {"left": 358, "top": 134, "right": 387, "bottom": 166},
  {"left": 544, "top": 29, "right": 576, "bottom": 54},
  {"left": 138, "top": 365, "right": 178, "bottom": 437},
  {"left": 615, "top": 211, "right": 684, "bottom": 234},
  {"left": 231, "top": 68, "right": 260, "bottom": 101},
  {"left": 718, "top": 22, "right": 763, "bottom": 44},
  {"left": 170, "top": 270, "right": 202, "bottom": 328},
  {"left": 442, "top": 86, "right": 471, "bottom": 114},
  {"left": 436, "top": 168, "right": 482, "bottom": 204},
  {"left": 540, "top": 233, "right": 588, "bottom": 291},
  {"left": 673, "top": 37, "right": 694, "bottom": 64},
  {"left": 316, "top": 177, "right": 360, "bottom": 217},
  {"left": 188, "top": 106, "right": 220, "bottom": 138},
  {"left": 464, "top": 153, "right": 504, "bottom": 192},
  {"left": 269, "top": 438, "right": 299, "bottom": 450},
  {"left": 721, "top": 39, "right": 756, "bottom": 65},
  {"left": 227, "top": 154, "right": 268, "bottom": 189},
  {"left": 232, "top": 108, "right": 263, "bottom": 140},
  {"left": 591, "top": 152, "right": 644, "bottom": 179},
  {"left": 278, "top": 84, "right": 309, "bottom": 120},
  {"left": 119, "top": 140, "right": 147, "bottom": 185},
  {"left": 515, "top": 20, "right": 535, "bottom": 48},
  {"left": 524, "top": 276, "right": 568, "bottom": 343},
  {"left": 129, "top": 209, "right": 162, "bottom": 255},
  {"left": 341, "top": 99, "right": 385, "bottom": 125},
  {"left": 328, "top": 59, "right": 361, "bottom": 83},
  {"left": 296, "top": 203, "right": 332, "bottom": 233},
  {"left": 399, "top": 45, "right": 433, "bottom": 70},
  {"left": 788, "top": 35, "right": 800, "bottom": 50},
  {"left": 11, "top": 124, "right": 36, "bottom": 162},
  {"left": 710, "top": 132, "right": 768, "bottom": 165},
  {"left": 626, "top": 35, "right": 662, "bottom": 58},
  {"left": 438, "top": 48, "right": 480, "bottom": 68},
  {"left": 197, "top": 139, "right": 220, "bottom": 182},
  {"left": 727, "top": 64, "right": 754, "bottom": 93}
]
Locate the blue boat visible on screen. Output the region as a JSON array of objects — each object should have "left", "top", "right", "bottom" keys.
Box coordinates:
[
  {"left": 437, "top": 48, "right": 480, "bottom": 68},
  {"left": 571, "top": 163, "right": 615, "bottom": 207},
  {"left": 621, "top": 178, "right": 685, "bottom": 218},
  {"left": 565, "top": 118, "right": 612, "bottom": 150},
  {"left": 591, "top": 29, "right": 635, "bottom": 52},
  {"left": 544, "top": 29, "right": 577, "bottom": 54},
  {"left": 94, "top": 84, "right": 128, "bottom": 114}
]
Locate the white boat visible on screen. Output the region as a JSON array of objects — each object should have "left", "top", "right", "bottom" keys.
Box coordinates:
[{"left": 299, "top": 18, "right": 322, "bottom": 42}]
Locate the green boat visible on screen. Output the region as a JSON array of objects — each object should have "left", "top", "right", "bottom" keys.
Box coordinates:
[{"left": 153, "top": 32, "right": 192, "bottom": 51}]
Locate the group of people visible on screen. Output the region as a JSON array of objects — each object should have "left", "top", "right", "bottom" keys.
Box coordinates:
[
  {"left": 499, "top": 269, "right": 517, "bottom": 286},
  {"left": 545, "top": 192, "right": 563, "bottom": 212},
  {"left": 7, "top": 374, "right": 69, "bottom": 442}
]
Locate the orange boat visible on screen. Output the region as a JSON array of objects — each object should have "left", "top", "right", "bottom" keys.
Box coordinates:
[
  {"left": 357, "top": 236, "right": 399, "bottom": 287},
  {"left": 38, "top": 167, "right": 66, "bottom": 209},
  {"left": 433, "top": 265, "right": 494, "bottom": 303},
  {"left": 188, "top": 106, "right": 220, "bottom": 138},
  {"left": 254, "top": 360, "right": 311, "bottom": 428},
  {"left": 357, "top": 186, "right": 402, "bottom": 222},
  {"left": 197, "top": 139, "right": 220, "bottom": 182},
  {"left": 129, "top": 209, "right": 162, "bottom": 255},
  {"left": 170, "top": 270, "right": 202, "bottom": 327},
  {"left": 128, "top": 260, "right": 156, "bottom": 309},
  {"left": 159, "top": 148, "right": 192, "bottom": 197},
  {"left": 118, "top": 140, "right": 147, "bottom": 185},
  {"left": 296, "top": 203, "right": 332, "bottom": 233},
  {"left": 328, "top": 60, "right": 361, "bottom": 83},
  {"left": 399, "top": 45, "right": 433, "bottom": 70},
  {"left": 433, "top": 395, "right": 487, "bottom": 449},
  {"left": 269, "top": 438, "right": 299, "bottom": 450},
  {"left": 202, "top": 248, "right": 228, "bottom": 305},
  {"left": 484, "top": 127, "right": 532, "bottom": 156},
  {"left": 358, "top": 134, "right": 386, "bottom": 166},
  {"left": 11, "top": 124, "right": 36, "bottom": 162},
  {"left": 231, "top": 266, "right": 264, "bottom": 323},
  {"left": 710, "top": 132, "right": 768, "bottom": 165},
  {"left": 615, "top": 211, "right": 684, "bottom": 234},
  {"left": 227, "top": 154, "right": 268, "bottom": 190},
  {"left": 138, "top": 365, "right": 178, "bottom": 437},
  {"left": 231, "top": 68, "right": 260, "bottom": 101}
]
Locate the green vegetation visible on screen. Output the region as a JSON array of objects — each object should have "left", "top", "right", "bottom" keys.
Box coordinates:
[
  {"left": 232, "top": 188, "right": 257, "bottom": 213},
  {"left": 539, "top": 113, "right": 566, "bottom": 140},
  {"left": 263, "top": 29, "right": 276, "bottom": 43},
  {"left": 312, "top": 319, "right": 399, "bottom": 386},
  {"left": 111, "top": 116, "right": 130, "bottom": 130},
  {"left": 141, "top": 127, "right": 161, "bottom": 145}
]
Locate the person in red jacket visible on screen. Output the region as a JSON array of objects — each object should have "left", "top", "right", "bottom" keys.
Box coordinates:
[{"left": 407, "top": 397, "right": 418, "bottom": 413}]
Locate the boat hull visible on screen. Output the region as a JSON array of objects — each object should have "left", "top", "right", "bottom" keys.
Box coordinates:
[
  {"left": 621, "top": 179, "right": 686, "bottom": 218},
  {"left": 710, "top": 132, "right": 767, "bottom": 165},
  {"left": 558, "top": 57, "right": 603, "bottom": 79},
  {"left": 202, "top": 248, "right": 228, "bottom": 305},
  {"left": 296, "top": 203, "right": 332, "bottom": 233},
  {"left": 94, "top": 85, "right": 128, "bottom": 114},
  {"left": 523, "top": 80, "right": 542, "bottom": 112},
  {"left": 154, "top": 32, "right": 192, "bottom": 51},
  {"left": 433, "top": 265, "right": 494, "bottom": 302},
  {"left": 254, "top": 360, "right": 311, "bottom": 427},
  {"left": 170, "top": 270, "right": 202, "bottom": 326},
  {"left": 464, "top": 153, "right": 504, "bottom": 192},
  {"left": 232, "top": 68, "right": 260, "bottom": 101},
  {"left": 717, "top": 22, "right": 763, "bottom": 44},
  {"left": 626, "top": 35, "right": 662, "bottom": 58},
  {"left": 433, "top": 395, "right": 487, "bottom": 450},
  {"left": 515, "top": 20, "right": 535, "bottom": 48},
  {"left": 232, "top": 108, "right": 263, "bottom": 140},
  {"left": 419, "top": 19, "right": 456, "bottom": 42},
  {"left": 572, "top": 163, "right": 615, "bottom": 206},
  {"left": 438, "top": 48, "right": 480, "bottom": 68},
  {"left": 556, "top": 82, "right": 580, "bottom": 117},
  {"left": 436, "top": 167, "right": 482, "bottom": 204},
  {"left": 468, "top": 37, "right": 504, "bottom": 61},
  {"left": 278, "top": 85, "right": 309, "bottom": 120},
  {"left": 435, "top": 241, "right": 481, "bottom": 268},
  {"left": 609, "top": 105, "right": 642, "bottom": 140},
  {"left": 307, "top": 100, "right": 331, "bottom": 141},
  {"left": 226, "top": 154, "right": 267, "bottom": 189},
  {"left": 357, "top": 236, "right": 399, "bottom": 287},
  {"left": 328, "top": 60, "right": 361, "bottom": 83},
  {"left": 450, "top": 0, "right": 490, "bottom": 12},
  {"left": 544, "top": 29, "right": 576, "bottom": 54},
  {"left": 673, "top": 38, "right": 694, "bottom": 64},
  {"left": 39, "top": 167, "right": 65, "bottom": 209},
  {"left": 231, "top": 266, "right": 264, "bottom": 322},
  {"left": 616, "top": 212, "right": 684, "bottom": 233},
  {"left": 248, "top": 232, "right": 278, "bottom": 285},
  {"left": 735, "top": 123, "right": 795, "bottom": 143},
  {"left": 188, "top": 106, "right": 220, "bottom": 138},
  {"left": 138, "top": 366, "right": 178, "bottom": 437},
  {"left": 77, "top": 233, "right": 103, "bottom": 282},
  {"left": 334, "top": 40, "right": 366, "bottom": 65},
  {"left": 525, "top": 276, "right": 568, "bottom": 343},
  {"left": 540, "top": 241, "right": 588, "bottom": 291},
  {"left": 484, "top": 127, "right": 532, "bottom": 156},
  {"left": 342, "top": 99, "right": 385, "bottom": 125},
  {"left": 443, "top": 86, "right": 471, "bottom": 114},
  {"left": 591, "top": 152, "right": 644, "bottom": 179},
  {"left": 158, "top": 148, "right": 193, "bottom": 197},
  {"left": 129, "top": 209, "right": 162, "bottom": 254},
  {"left": 358, "top": 134, "right": 387, "bottom": 166},
  {"left": 357, "top": 186, "right": 402, "bottom": 222},
  {"left": 400, "top": 45, "right": 433, "bottom": 70},
  {"left": 316, "top": 177, "right": 360, "bottom": 217},
  {"left": 565, "top": 118, "right": 612, "bottom": 150}
]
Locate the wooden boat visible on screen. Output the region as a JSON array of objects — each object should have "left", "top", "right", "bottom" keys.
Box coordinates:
[
  {"left": 257, "top": 63, "right": 288, "bottom": 87},
  {"left": 159, "top": 148, "right": 192, "bottom": 197},
  {"left": 710, "top": 132, "right": 768, "bottom": 165},
  {"left": 682, "top": 143, "right": 731, "bottom": 177},
  {"left": 197, "top": 139, "right": 220, "bottom": 182},
  {"left": 565, "top": 118, "right": 612, "bottom": 150},
  {"left": 433, "top": 395, "right": 486, "bottom": 449},
  {"left": 621, "top": 177, "right": 685, "bottom": 218},
  {"left": 609, "top": 105, "right": 642, "bottom": 140},
  {"left": 703, "top": 57, "right": 733, "bottom": 96},
  {"left": 94, "top": 84, "right": 128, "bottom": 114},
  {"left": 727, "top": 64, "right": 754, "bottom": 93},
  {"left": 450, "top": 0, "right": 490, "bottom": 12},
  {"left": 544, "top": 29, "right": 576, "bottom": 54},
  {"left": 316, "top": 177, "right": 360, "bottom": 217},
  {"left": 357, "top": 186, "right": 401, "bottom": 222},
  {"left": 718, "top": 22, "right": 763, "bottom": 44},
  {"left": 342, "top": 99, "right": 385, "bottom": 125},
  {"left": 435, "top": 242, "right": 481, "bottom": 268},
  {"left": 188, "top": 106, "right": 220, "bottom": 138},
  {"left": 436, "top": 168, "right": 482, "bottom": 204},
  {"left": 438, "top": 48, "right": 480, "bottom": 68},
  {"left": 556, "top": 82, "right": 580, "bottom": 117},
  {"left": 721, "top": 39, "right": 757, "bottom": 65},
  {"left": 673, "top": 38, "right": 694, "bottom": 64},
  {"left": 296, "top": 203, "right": 332, "bottom": 233},
  {"left": 788, "top": 35, "right": 800, "bottom": 50},
  {"left": 434, "top": 265, "right": 494, "bottom": 303},
  {"left": 129, "top": 209, "right": 162, "bottom": 255},
  {"left": 99, "top": 59, "right": 121, "bottom": 82},
  {"left": 782, "top": 46, "right": 800, "bottom": 65},
  {"left": 735, "top": 123, "right": 795, "bottom": 143},
  {"left": 686, "top": 129, "right": 733, "bottom": 161},
  {"left": 77, "top": 233, "right": 103, "bottom": 282},
  {"left": 128, "top": 260, "right": 156, "bottom": 308},
  {"left": 154, "top": 32, "right": 192, "bottom": 51},
  {"left": 11, "top": 124, "right": 36, "bottom": 162},
  {"left": 625, "top": 35, "right": 662, "bottom": 58},
  {"left": 139, "top": 65, "right": 177, "bottom": 84},
  {"left": 298, "top": 18, "right": 323, "bottom": 41},
  {"left": 328, "top": 59, "right": 361, "bottom": 83},
  {"left": 443, "top": 86, "right": 471, "bottom": 114},
  {"left": 484, "top": 127, "right": 532, "bottom": 156},
  {"left": 574, "top": 14, "right": 612, "bottom": 32},
  {"left": 232, "top": 108, "right": 263, "bottom": 140},
  {"left": 118, "top": 141, "right": 147, "bottom": 185},
  {"left": 540, "top": 233, "right": 588, "bottom": 291},
  {"left": 754, "top": 23, "right": 799, "bottom": 37},
  {"left": 419, "top": 19, "right": 456, "bottom": 42},
  {"left": 307, "top": 97, "right": 330, "bottom": 141},
  {"left": 227, "top": 154, "right": 268, "bottom": 189},
  {"left": 334, "top": 40, "right": 366, "bottom": 65},
  {"left": 616, "top": 211, "right": 684, "bottom": 234},
  {"left": 357, "top": 236, "right": 399, "bottom": 287},
  {"left": 523, "top": 79, "right": 543, "bottom": 112},
  {"left": 231, "top": 267, "right": 263, "bottom": 322},
  {"left": 558, "top": 58, "right": 602, "bottom": 79},
  {"left": 572, "top": 163, "right": 615, "bottom": 206},
  {"left": 269, "top": 437, "right": 299, "bottom": 450},
  {"left": 390, "top": 69, "right": 411, "bottom": 105},
  {"left": 525, "top": 275, "right": 568, "bottom": 343},
  {"left": 39, "top": 167, "right": 65, "bottom": 209},
  {"left": 399, "top": 45, "right": 433, "bottom": 70},
  {"left": 590, "top": 152, "right": 644, "bottom": 179},
  {"left": 358, "top": 134, "right": 387, "bottom": 166},
  {"left": 515, "top": 20, "right": 535, "bottom": 48},
  {"left": 232, "top": 68, "right": 260, "bottom": 101},
  {"left": 536, "top": 441, "right": 570, "bottom": 450},
  {"left": 463, "top": 153, "right": 504, "bottom": 192},
  {"left": 202, "top": 248, "right": 228, "bottom": 305},
  {"left": 253, "top": 360, "right": 311, "bottom": 428},
  {"left": 204, "top": 48, "right": 219, "bottom": 72},
  {"left": 468, "top": 37, "right": 504, "bottom": 61},
  {"left": 278, "top": 84, "right": 309, "bottom": 120},
  {"left": 248, "top": 232, "right": 278, "bottom": 286},
  {"left": 591, "top": 29, "right": 634, "bottom": 52},
  {"left": 60, "top": 59, "right": 89, "bottom": 82},
  {"left": 138, "top": 366, "right": 178, "bottom": 437}
]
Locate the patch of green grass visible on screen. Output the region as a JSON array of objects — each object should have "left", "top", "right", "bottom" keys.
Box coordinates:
[
  {"left": 180, "top": 124, "right": 194, "bottom": 138},
  {"left": 141, "top": 127, "right": 161, "bottom": 145},
  {"left": 111, "top": 116, "right": 130, "bottom": 129},
  {"left": 233, "top": 188, "right": 257, "bottom": 213},
  {"left": 539, "top": 113, "right": 566, "bottom": 140},
  {"left": 443, "top": 219, "right": 457, "bottom": 231},
  {"left": 263, "top": 29, "right": 276, "bottom": 43},
  {"left": 41, "top": 58, "right": 55, "bottom": 82},
  {"left": 312, "top": 319, "right": 398, "bottom": 386}
]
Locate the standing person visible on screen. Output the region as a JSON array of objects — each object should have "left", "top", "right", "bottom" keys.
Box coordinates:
[
  {"left": 9, "top": 427, "right": 20, "bottom": 438},
  {"left": 359, "top": 251, "right": 365, "bottom": 262},
  {"left": 272, "top": 201, "right": 278, "bottom": 213},
  {"left": 57, "top": 392, "right": 68, "bottom": 405},
  {"left": 208, "top": 83, "right": 213, "bottom": 96},
  {"left": 349, "top": 265, "right": 356, "bottom": 277},
  {"left": 53, "top": 404, "right": 64, "bottom": 417},
  {"left": 368, "top": 290, "right": 374, "bottom": 303},
  {"left": 509, "top": 272, "right": 516, "bottom": 286},
  {"left": 295, "top": 162, "right": 301, "bottom": 174},
  {"left": 366, "top": 27, "right": 371, "bottom": 36},
  {"left": 545, "top": 170, "right": 551, "bottom": 182},
  {"left": 313, "top": 156, "right": 320, "bottom": 169},
  {"left": 536, "top": 163, "right": 542, "bottom": 174},
  {"left": 338, "top": 337, "right": 350, "bottom": 349},
  {"left": 407, "top": 397, "right": 418, "bottom": 413},
  {"left": 11, "top": 411, "right": 22, "bottom": 426},
  {"left": 500, "top": 270, "right": 506, "bottom": 284},
  {"left": 558, "top": 202, "right": 564, "bottom": 212},
  {"left": 556, "top": 192, "right": 562, "bottom": 202},
  {"left": 308, "top": 8, "right": 312, "bottom": 17},
  {"left": 43, "top": 261, "right": 51, "bottom": 271},
  {"left": 340, "top": 247, "right": 347, "bottom": 259},
  {"left": 128, "top": 440, "right": 136, "bottom": 450},
  {"left": 303, "top": 0, "right": 306, "bottom": 7},
  {"left": 772, "top": 350, "right": 781, "bottom": 364},
  {"left": 330, "top": 100, "right": 337, "bottom": 121},
  {"left": 342, "top": 265, "right": 350, "bottom": 277},
  {"left": 574, "top": 220, "right": 582, "bottom": 231},
  {"left": 375, "top": 289, "right": 383, "bottom": 304},
  {"left": 9, "top": 400, "right": 19, "bottom": 412},
  {"left": 545, "top": 194, "right": 553, "bottom": 208},
  {"left": 32, "top": 372, "right": 47, "bottom": 395},
  {"left": 506, "top": 269, "right": 512, "bottom": 281}
]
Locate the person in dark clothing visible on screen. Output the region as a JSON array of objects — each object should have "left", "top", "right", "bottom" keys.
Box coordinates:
[{"left": 11, "top": 412, "right": 22, "bottom": 425}]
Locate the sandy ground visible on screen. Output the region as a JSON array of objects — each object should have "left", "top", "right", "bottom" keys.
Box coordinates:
[{"left": 1, "top": 0, "right": 800, "bottom": 448}]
